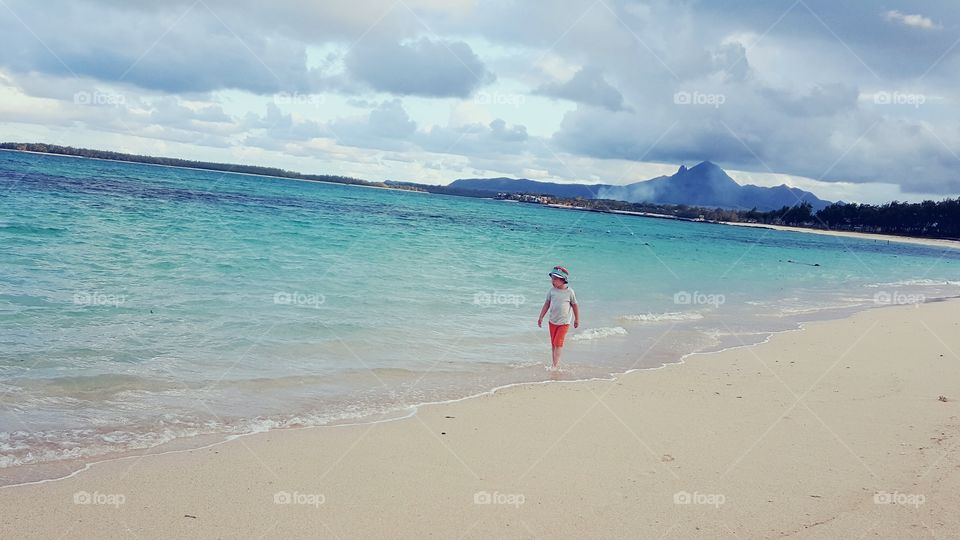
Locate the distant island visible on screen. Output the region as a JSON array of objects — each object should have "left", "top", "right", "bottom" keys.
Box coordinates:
[
  {"left": 0, "top": 142, "right": 425, "bottom": 192},
  {"left": 446, "top": 161, "right": 832, "bottom": 212},
  {"left": 3, "top": 142, "right": 958, "bottom": 240}
]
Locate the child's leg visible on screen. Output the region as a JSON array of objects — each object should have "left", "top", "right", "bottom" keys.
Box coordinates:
[{"left": 548, "top": 322, "right": 569, "bottom": 369}]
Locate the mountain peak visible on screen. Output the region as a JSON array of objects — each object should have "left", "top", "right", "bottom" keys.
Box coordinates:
[
  {"left": 671, "top": 160, "right": 740, "bottom": 190},
  {"left": 690, "top": 160, "right": 722, "bottom": 172},
  {"left": 447, "top": 160, "right": 831, "bottom": 211}
]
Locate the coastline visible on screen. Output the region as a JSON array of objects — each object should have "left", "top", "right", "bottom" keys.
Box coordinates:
[
  {"left": 0, "top": 148, "right": 420, "bottom": 193},
  {"left": 542, "top": 199, "right": 960, "bottom": 250},
  {"left": 722, "top": 220, "right": 960, "bottom": 251},
  {"left": 2, "top": 299, "right": 958, "bottom": 538}
]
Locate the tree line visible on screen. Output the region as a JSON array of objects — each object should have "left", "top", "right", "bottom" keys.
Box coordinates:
[
  {"left": 0, "top": 142, "right": 424, "bottom": 191},
  {"left": 744, "top": 200, "right": 960, "bottom": 238},
  {"left": 499, "top": 194, "right": 960, "bottom": 240}
]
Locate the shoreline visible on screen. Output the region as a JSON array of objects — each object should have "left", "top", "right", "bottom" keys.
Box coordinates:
[
  {"left": 721, "top": 220, "right": 960, "bottom": 251},
  {"left": 540, "top": 199, "right": 960, "bottom": 250},
  {"left": 1, "top": 295, "right": 928, "bottom": 490},
  {"left": 0, "top": 148, "right": 421, "bottom": 194},
  {"left": 0, "top": 314, "right": 795, "bottom": 489},
  {"left": 2, "top": 299, "right": 958, "bottom": 538}
]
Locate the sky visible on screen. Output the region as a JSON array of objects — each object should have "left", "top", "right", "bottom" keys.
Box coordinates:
[{"left": 1, "top": 0, "right": 958, "bottom": 204}]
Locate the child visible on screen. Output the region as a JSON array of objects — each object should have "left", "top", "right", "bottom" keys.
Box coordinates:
[{"left": 537, "top": 265, "right": 580, "bottom": 369}]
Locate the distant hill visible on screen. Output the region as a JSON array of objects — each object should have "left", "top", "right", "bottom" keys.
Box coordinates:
[
  {"left": 444, "top": 177, "right": 608, "bottom": 199},
  {"left": 448, "top": 161, "right": 831, "bottom": 211}
]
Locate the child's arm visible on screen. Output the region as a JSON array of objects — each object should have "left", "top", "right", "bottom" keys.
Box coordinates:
[
  {"left": 572, "top": 302, "right": 580, "bottom": 328},
  {"left": 538, "top": 300, "right": 550, "bottom": 327}
]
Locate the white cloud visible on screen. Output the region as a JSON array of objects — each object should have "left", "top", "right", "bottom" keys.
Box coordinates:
[{"left": 884, "top": 10, "right": 942, "bottom": 30}]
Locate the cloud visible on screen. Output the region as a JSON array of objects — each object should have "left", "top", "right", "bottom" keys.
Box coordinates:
[
  {"left": 534, "top": 66, "right": 626, "bottom": 111},
  {"left": 711, "top": 42, "right": 751, "bottom": 83},
  {"left": 346, "top": 37, "right": 495, "bottom": 97},
  {"left": 0, "top": 1, "right": 331, "bottom": 95},
  {"left": 325, "top": 99, "right": 418, "bottom": 150},
  {"left": 2, "top": 0, "right": 960, "bottom": 200},
  {"left": 884, "top": 10, "right": 942, "bottom": 30},
  {"left": 760, "top": 83, "right": 859, "bottom": 117},
  {"left": 415, "top": 117, "right": 529, "bottom": 160}
]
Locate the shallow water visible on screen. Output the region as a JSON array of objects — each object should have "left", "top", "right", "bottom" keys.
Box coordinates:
[{"left": 2, "top": 149, "right": 959, "bottom": 484}]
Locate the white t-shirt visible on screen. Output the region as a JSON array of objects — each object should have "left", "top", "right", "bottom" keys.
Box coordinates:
[{"left": 545, "top": 286, "right": 577, "bottom": 325}]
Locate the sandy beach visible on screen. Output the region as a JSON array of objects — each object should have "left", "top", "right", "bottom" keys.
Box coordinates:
[
  {"left": 1, "top": 299, "right": 957, "bottom": 538},
  {"left": 722, "top": 221, "right": 960, "bottom": 251}
]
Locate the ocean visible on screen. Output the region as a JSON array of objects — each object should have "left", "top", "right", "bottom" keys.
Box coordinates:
[{"left": 2, "top": 149, "right": 959, "bottom": 485}]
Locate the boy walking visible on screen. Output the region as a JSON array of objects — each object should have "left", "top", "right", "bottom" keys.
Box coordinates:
[{"left": 537, "top": 265, "right": 580, "bottom": 369}]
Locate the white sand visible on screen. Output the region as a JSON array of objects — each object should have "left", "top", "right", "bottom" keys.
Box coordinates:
[
  {"left": 2, "top": 300, "right": 959, "bottom": 538},
  {"left": 722, "top": 221, "right": 960, "bottom": 251}
]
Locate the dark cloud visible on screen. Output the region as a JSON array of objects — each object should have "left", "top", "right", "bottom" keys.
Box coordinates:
[
  {"left": 534, "top": 66, "right": 626, "bottom": 111},
  {"left": 0, "top": 2, "right": 326, "bottom": 94},
  {"left": 345, "top": 37, "right": 495, "bottom": 97}
]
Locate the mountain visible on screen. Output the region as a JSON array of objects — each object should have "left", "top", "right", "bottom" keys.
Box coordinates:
[{"left": 447, "top": 161, "right": 831, "bottom": 211}]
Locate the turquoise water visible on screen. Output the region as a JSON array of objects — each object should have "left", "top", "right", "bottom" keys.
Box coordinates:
[{"left": 2, "top": 150, "right": 959, "bottom": 483}]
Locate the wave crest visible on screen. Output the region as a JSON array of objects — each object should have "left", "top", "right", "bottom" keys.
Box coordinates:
[
  {"left": 571, "top": 327, "right": 628, "bottom": 341},
  {"left": 618, "top": 312, "right": 704, "bottom": 323}
]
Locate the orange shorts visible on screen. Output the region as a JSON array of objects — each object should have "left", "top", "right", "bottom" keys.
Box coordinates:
[{"left": 548, "top": 322, "right": 570, "bottom": 348}]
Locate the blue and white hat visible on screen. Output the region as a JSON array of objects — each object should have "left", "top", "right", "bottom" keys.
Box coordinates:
[{"left": 548, "top": 265, "right": 569, "bottom": 282}]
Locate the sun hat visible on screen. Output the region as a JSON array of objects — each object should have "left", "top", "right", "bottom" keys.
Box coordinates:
[{"left": 548, "top": 265, "right": 569, "bottom": 282}]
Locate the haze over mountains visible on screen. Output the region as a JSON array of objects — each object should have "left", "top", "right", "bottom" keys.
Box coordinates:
[{"left": 449, "top": 161, "right": 832, "bottom": 211}]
